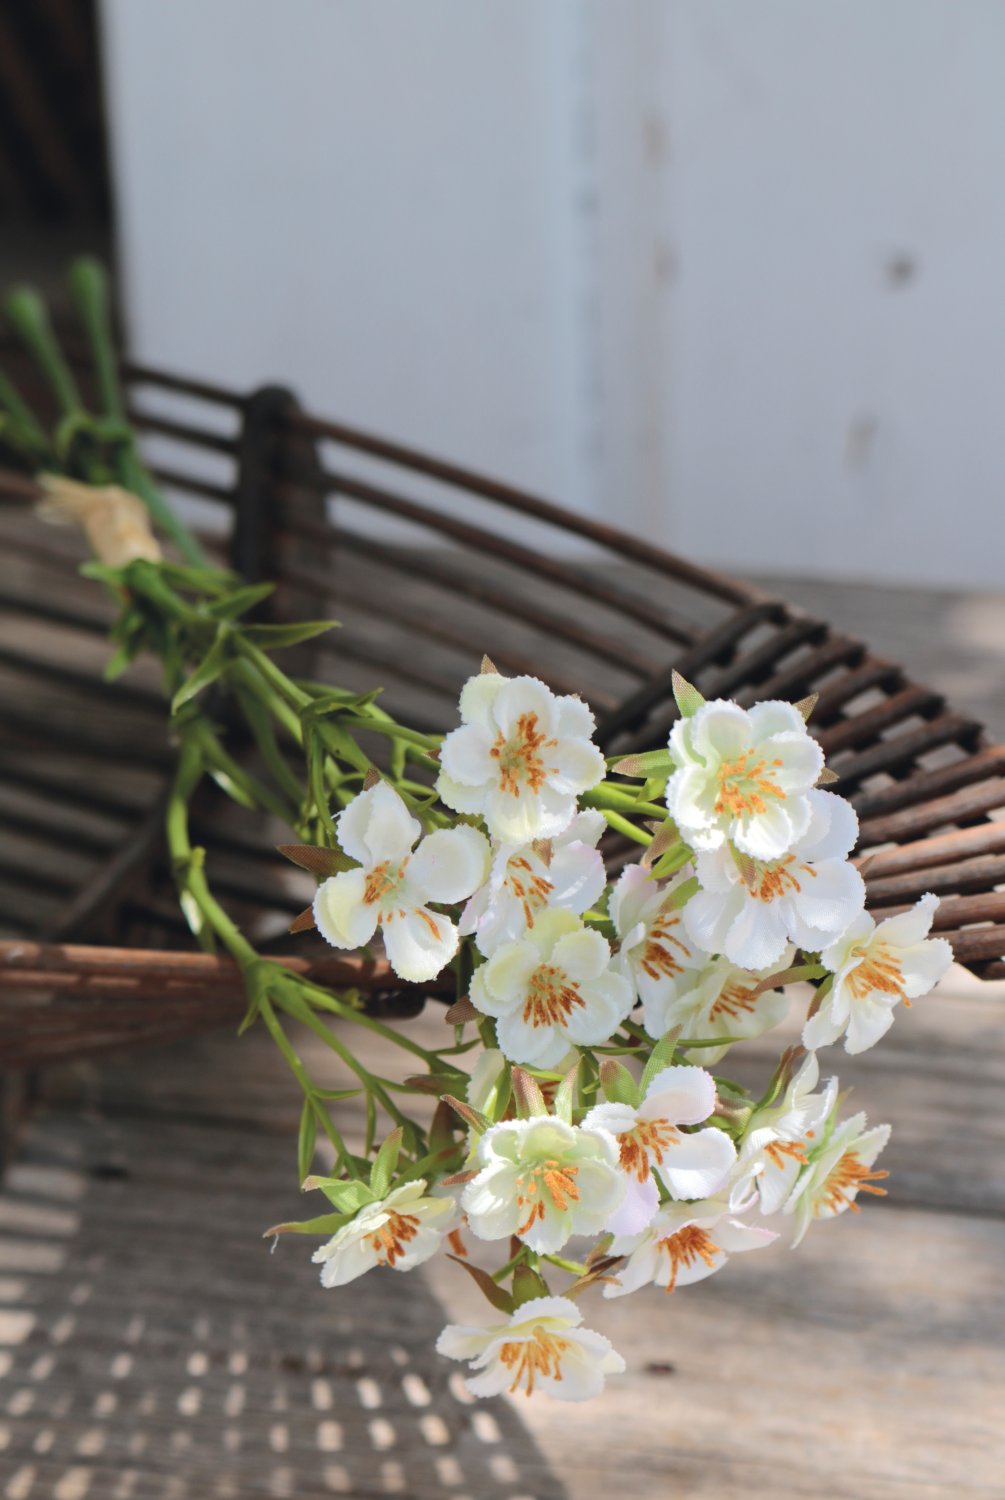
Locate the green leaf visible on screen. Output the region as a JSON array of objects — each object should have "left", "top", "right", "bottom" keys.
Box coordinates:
[
  {"left": 551, "top": 1060, "right": 579, "bottom": 1125},
  {"left": 277, "top": 843, "right": 357, "bottom": 877},
  {"left": 639, "top": 1028, "right": 683, "bottom": 1097},
  {"left": 599, "top": 1058, "right": 638, "bottom": 1107},
  {"left": 511, "top": 1067, "right": 547, "bottom": 1119},
  {"left": 671, "top": 670, "right": 706, "bottom": 718},
  {"left": 205, "top": 582, "right": 276, "bottom": 619},
  {"left": 447, "top": 1255, "right": 515, "bottom": 1315},
  {"left": 171, "top": 630, "right": 231, "bottom": 713},
  {"left": 369, "top": 1127, "right": 404, "bottom": 1200},
  {"left": 243, "top": 619, "right": 340, "bottom": 649},
  {"left": 442, "top": 1094, "right": 491, "bottom": 1136},
  {"left": 609, "top": 748, "right": 675, "bottom": 779},
  {"left": 512, "top": 1264, "right": 551, "bottom": 1308},
  {"left": 263, "top": 1211, "right": 350, "bottom": 1237},
  {"left": 297, "top": 1099, "right": 318, "bottom": 1184},
  {"left": 302, "top": 1176, "right": 376, "bottom": 1214}
]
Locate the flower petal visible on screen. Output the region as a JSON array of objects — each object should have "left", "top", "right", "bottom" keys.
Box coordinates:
[
  {"left": 314, "top": 870, "right": 379, "bottom": 950},
  {"left": 337, "top": 782, "right": 420, "bottom": 865},
  {"left": 408, "top": 825, "right": 490, "bottom": 904},
  {"left": 658, "top": 1127, "right": 736, "bottom": 1199},
  {"left": 382, "top": 907, "right": 458, "bottom": 982},
  {"left": 642, "top": 1065, "right": 716, "bottom": 1126},
  {"left": 438, "top": 722, "right": 497, "bottom": 788}
]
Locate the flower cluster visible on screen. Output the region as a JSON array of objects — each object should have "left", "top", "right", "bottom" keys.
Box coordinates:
[{"left": 287, "top": 666, "right": 953, "bottom": 1403}]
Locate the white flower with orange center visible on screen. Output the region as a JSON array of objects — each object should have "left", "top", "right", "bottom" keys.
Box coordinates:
[
  {"left": 583, "top": 1066, "right": 737, "bottom": 1235},
  {"left": 313, "top": 782, "right": 489, "bottom": 982},
  {"left": 311, "top": 1180, "right": 456, "bottom": 1288},
  {"left": 436, "top": 1295, "right": 625, "bottom": 1400},
  {"left": 459, "top": 810, "right": 607, "bottom": 957},
  {"left": 469, "top": 908, "right": 634, "bottom": 1068},
  {"left": 461, "top": 1116, "right": 624, "bottom": 1254},
  {"left": 437, "top": 672, "right": 606, "bottom": 843},
  {"left": 805, "top": 893, "right": 953, "bottom": 1055},
  {"left": 609, "top": 864, "right": 709, "bottom": 1035},
  {"left": 684, "top": 790, "right": 866, "bottom": 971},
  {"left": 732, "top": 1052, "right": 838, "bottom": 1216},
  {"left": 650, "top": 953, "right": 794, "bottom": 1063},
  {"left": 666, "top": 699, "right": 824, "bottom": 861},
  {"left": 604, "top": 1197, "right": 777, "bottom": 1298},
  {"left": 786, "top": 1111, "right": 891, "bottom": 1246}
]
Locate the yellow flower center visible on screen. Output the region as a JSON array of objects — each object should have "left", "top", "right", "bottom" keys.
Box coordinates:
[
  {"left": 618, "top": 1119, "right": 679, "bottom": 1183},
  {"left": 847, "top": 941, "right": 908, "bottom": 1005},
  {"left": 514, "top": 1158, "right": 580, "bottom": 1235},
  {"left": 762, "top": 1137, "right": 809, "bottom": 1171},
  {"left": 656, "top": 1225, "right": 722, "bottom": 1291},
  {"left": 709, "top": 979, "right": 760, "bottom": 1022},
  {"left": 499, "top": 1326, "right": 572, "bottom": 1395},
  {"left": 639, "top": 911, "right": 692, "bottom": 981},
  {"left": 714, "top": 751, "right": 786, "bottom": 819},
  {"left": 819, "top": 1151, "right": 889, "bottom": 1216},
  {"left": 491, "top": 712, "right": 559, "bottom": 796},
  {"left": 523, "top": 964, "right": 585, "bottom": 1028},
  {"left": 507, "top": 855, "right": 554, "bottom": 928},
  {"left": 749, "top": 855, "right": 816, "bottom": 903},
  {"left": 365, "top": 1210, "right": 421, "bottom": 1267}
]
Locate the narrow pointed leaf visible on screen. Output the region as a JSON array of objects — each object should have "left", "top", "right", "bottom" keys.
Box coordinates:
[
  {"left": 278, "top": 843, "right": 356, "bottom": 877},
  {"left": 671, "top": 670, "right": 706, "bottom": 718},
  {"left": 447, "top": 1254, "right": 515, "bottom": 1314},
  {"left": 243, "top": 619, "right": 340, "bottom": 649}
]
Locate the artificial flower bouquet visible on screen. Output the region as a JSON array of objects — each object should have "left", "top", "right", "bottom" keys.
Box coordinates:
[{"left": 0, "top": 263, "right": 954, "bottom": 1404}]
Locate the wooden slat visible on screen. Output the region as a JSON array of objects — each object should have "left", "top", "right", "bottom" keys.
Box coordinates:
[
  {"left": 857, "top": 820, "right": 1005, "bottom": 878},
  {"left": 851, "top": 743, "right": 1005, "bottom": 820},
  {"left": 859, "top": 776, "right": 1005, "bottom": 848},
  {"left": 816, "top": 684, "right": 944, "bottom": 757},
  {"left": 830, "top": 714, "right": 984, "bottom": 790}
]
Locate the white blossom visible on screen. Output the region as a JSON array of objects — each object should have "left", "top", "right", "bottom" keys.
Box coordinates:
[
  {"left": 436, "top": 1295, "right": 625, "bottom": 1400},
  {"left": 460, "top": 810, "right": 607, "bottom": 957},
  {"left": 604, "top": 1196, "right": 777, "bottom": 1298},
  {"left": 462, "top": 1116, "right": 624, "bottom": 1254},
  {"left": 786, "top": 1112, "right": 891, "bottom": 1246},
  {"left": 647, "top": 953, "right": 794, "bottom": 1064},
  {"left": 805, "top": 893, "right": 953, "bottom": 1055},
  {"left": 666, "top": 699, "right": 824, "bottom": 861},
  {"left": 684, "top": 790, "right": 866, "bottom": 971},
  {"left": 313, "top": 782, "right": 489, "bottom": 982},
  {"left": 469, "top": 908, "right": 634, "bottom": 1068},
  {"left": 583, "top": 1066, "right": 736, "bottom": 1235},
  {"left": 311, "top": 1180, "right": 455, "bottom": 1287},
  {"left": 609, "top": 864, "right": 709, "bottom": 1037},
  {"left": 732, "top": 1052, "right": 838, "bottom": 1217},
  {"left": 437, "top": 672, "right": 606, "bottom": 843}
]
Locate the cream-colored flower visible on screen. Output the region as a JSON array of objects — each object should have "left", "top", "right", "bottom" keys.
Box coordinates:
[
  {"left": 459, "top": 810, "right": 606, "bottom": 957},
  {"left": 732, "top": 1052, "right": 838, "bottom": 1216},
  {"left": 684, "top": 790, "right": 865, "bottom": 971},
  {"left": 604, "top": 1196, "right": 777, "bottom": 1298},
  {"left": 437, "top": 672, "right": 605, "bottom": 843},
  {"left": 609, "top": 864, "right": 709, "bottom": 1037},
  {"left": 313, "top": 782, "right": 489, "bottom": 982},
  {"left": 583, "top": 1066, "right": 736, "bottom": 1235},
  {"left": 786, "top": 1112, "right": 891, "bottom": 1246},
  {"left": 311, "top": 1180, "right": 455, "bottom": 1287},
  {"left": 806, "top": 893, "right": 953, "bottom": 1055},
  {"left": 436, "top": 1295, "right": 625, "bottom": 1400},
  {"left": 666, "top": 699, "right": 824, "bottom": 861},
  {"left": 37, "top": 474, "right": 162, "bottom": 566},
  {"left": 469, "top": 908, "right": 634, "bottom": 1067},
  {"left": 462, "top": 1116, "right": 624, "bottom": 1254},
  {"left": 649, "top": 953, "right": 793, "bottom": 1064}
]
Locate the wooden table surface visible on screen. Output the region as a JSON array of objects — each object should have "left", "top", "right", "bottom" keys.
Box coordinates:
[{"left": 1, "top": 959, "right": 1003, "bottom": 1500}]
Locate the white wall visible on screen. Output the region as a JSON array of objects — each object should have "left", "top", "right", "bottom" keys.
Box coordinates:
[
  {"left": 102, "top": 1, "right": 1005, "bottom": 586},
  {"left": 101, "top": 0, "right": 603, "bottom": 518}
]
